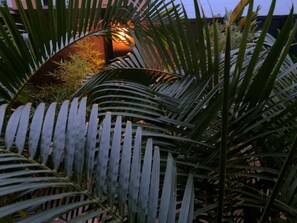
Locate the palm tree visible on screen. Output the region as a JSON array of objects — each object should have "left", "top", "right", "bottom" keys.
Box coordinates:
[{"left": 1, "top": 0, "right": 297, "bottom": 222}]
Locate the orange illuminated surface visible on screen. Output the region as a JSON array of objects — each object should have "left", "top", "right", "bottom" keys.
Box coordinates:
[{"left": 112, "top": 28, "right": 133, "bottom": 57}]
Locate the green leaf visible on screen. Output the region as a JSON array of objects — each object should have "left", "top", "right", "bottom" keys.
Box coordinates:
[
  {"left": 96, "top": 112, "right": 111, "bottom": 197},
  {"left": 40, "top": 102, "right": 57, "bottom": 164},
  {"left": 236, "top": 0, "right": 276, "bottom": 106},
  {"left": 137, "top": 138, "right": 153, "bottom": 222},
  {"left": 28, "top": 103, "right": 45, "bottom": 158},
  {"left": 18, "top": 200, "right": 97, "bottom": 223},
  {"left": 0, "top": 192, "right": 81, "bottom": 218},
  {"left": 5, "top": 105, "right": 23, "bottom": 149},
  {"left": 0, "top": 104, "right": 8, "bottom": 137},
  {"left": 159, "top": 153, "right": 176, "bottom": 222},
  {"left": 128, "top": 127, "right": 142, "bottom": 221},
  {"left": 108, "top": 116, "right": 122, "bottom": 206},
  {"left": 74, "top": 97, "right": 87, "bottom": 182},
  {"left": 65, "top": 98, "right": 78, "bottom": 177},
  {"left": 217, "top": 22, "right": 231, "bottom": 223},
  {"left": 260, "top": 133, "right": 297, "bottom": 222},
  {"left": 85, "top": 104, "right": 99, "bottom": 187},
  {"left": 147, "top": 146, "right": 160, "bottom": 222},
  {"left": 53, "top": 100, "right": 69, "bottom": 170},
  {"left": 118, "top": 121, "right": 132, "bottom": 216},
  {"left": 178, "top": 173, "right": 194, "bottom": 223}
]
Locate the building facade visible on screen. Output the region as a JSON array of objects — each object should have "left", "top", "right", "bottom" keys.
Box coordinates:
[{"left": 5, "top": 0, "right": 115, "bottom": 10}]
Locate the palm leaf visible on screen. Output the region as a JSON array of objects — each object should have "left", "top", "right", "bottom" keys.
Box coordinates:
[
  {"left": 0, "top": 98, "right": 194, "bottom": 222},
  {"left": 0, "top": 0, "right": 180, "bottom": 104},
  {"left": 2, "top": 0, "right": 297, "bottom": 221}
]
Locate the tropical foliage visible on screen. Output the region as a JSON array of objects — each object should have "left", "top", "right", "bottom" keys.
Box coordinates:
[
  {"left": 1, "top": 0, "right": 297, "bottom": 222},
  {"left": 22, "top": 38, "right": 105, "bottom": 104},
  {"left": 0, "top": 0, "right": 171, "bottom": 103}
]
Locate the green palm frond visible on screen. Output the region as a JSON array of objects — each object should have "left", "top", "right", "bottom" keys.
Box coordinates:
[
  {"left": 0, "top": 0, "right": 181, "bottom": 104},
  {"left": 0, "top": 98, "right": 194, "bottom": 222},
  {"left": 78, "top": 0, "right": 297, "bottom": 145},
  {"left": 2, "top": 0, "right": 297, "bottom": 221}
]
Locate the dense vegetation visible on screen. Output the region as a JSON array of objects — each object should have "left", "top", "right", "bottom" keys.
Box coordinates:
[
  {"left": 22, "top": 38, "right": 104, "bottom": 104},
  {"left": 1, "top": 0, "right": 297, "bottom": 222}
]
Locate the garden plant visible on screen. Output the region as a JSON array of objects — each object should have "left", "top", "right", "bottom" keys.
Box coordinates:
[{"left": 1, "top": 0, "right": 297, "bottom": 222}]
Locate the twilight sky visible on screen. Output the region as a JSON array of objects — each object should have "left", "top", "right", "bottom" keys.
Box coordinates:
[
  {"left": 4, "top": 0, "right": 297, "bottom": 17},
  {"left": 180, "top": 0, "right": 297, "bottom": 18}
]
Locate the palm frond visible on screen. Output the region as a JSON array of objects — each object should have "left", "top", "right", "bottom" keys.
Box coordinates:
[
  {"left": 0, "top": 0, "right": 181, "bottom": 104},
  {"left": 0, "top": 98, "right": 194, "bottom": 222}
]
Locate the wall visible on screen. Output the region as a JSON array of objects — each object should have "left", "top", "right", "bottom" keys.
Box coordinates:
[
  {"left": 11, "top": 0, "right": 37, "bottom": 9},
  {"left": 256, "top": 15, "right": 297, "bottom": 56}
]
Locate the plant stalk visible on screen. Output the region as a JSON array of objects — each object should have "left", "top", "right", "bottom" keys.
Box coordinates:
[{"left": 217, "top": 25, "right": 231, "bottom": 222}]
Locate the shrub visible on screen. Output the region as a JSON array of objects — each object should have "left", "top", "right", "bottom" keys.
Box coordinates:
[{"left": 22, "top": 38, "right": 105, "bottom": 104}]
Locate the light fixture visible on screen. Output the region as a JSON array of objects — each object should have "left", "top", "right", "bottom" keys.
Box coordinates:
[{"left": 113, "top": 28, "right": 131, "bottom": 44}]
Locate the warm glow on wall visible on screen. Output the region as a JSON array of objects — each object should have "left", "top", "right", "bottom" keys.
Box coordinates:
[
  {"left": 112, "top": 28, "right": 133, "bottom": 57},
  {"left": 113, "top": 28, "right": 132, "bottom": 44}
]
